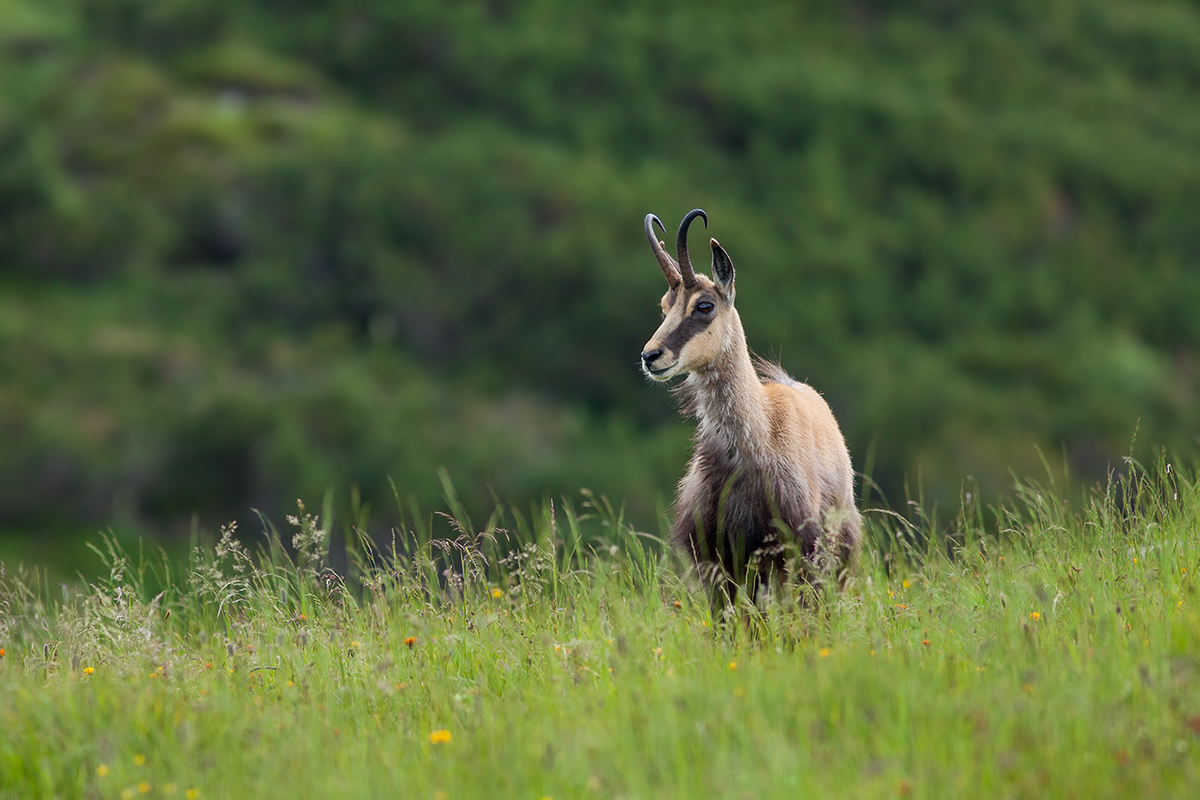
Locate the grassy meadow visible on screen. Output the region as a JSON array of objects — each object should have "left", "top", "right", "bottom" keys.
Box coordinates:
[{"left": 2, "top": 464, "right": 1199, "bottom": 799}]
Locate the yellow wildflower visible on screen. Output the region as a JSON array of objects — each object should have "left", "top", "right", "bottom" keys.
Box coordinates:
[
  {"left": 729, "top": 661, "right": 737, "bottom": 670},
  {"left": 491, "top": 587, "right": 503, "bottom": 599},
  {"left": 133, "top": 754, "right": 146, "bottom": 766},
  {"left": 186, "top": 790, "right": 201, "bottom": 799},
  {"left": 818, "top": 648, "right": 831, "bottom": 658},
  {"left": 429, "top": 729, "right": 452, "bottom": 744},
  {"left": 96, "top": 764, "right": 110, "bottom": 777},
  {"left": 1029, "top": 611, "right": 1040, "bottom": 621},
  {"left": 138, "top": 782, "right": 151, "bottom": 794},
  {"left": 83, "top": 667, "right": 95, "bottom": 675}
]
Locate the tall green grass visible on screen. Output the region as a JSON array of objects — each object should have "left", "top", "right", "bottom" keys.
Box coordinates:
[{"left": 2, "top": 463, "right": 1199, "bottom": 798}]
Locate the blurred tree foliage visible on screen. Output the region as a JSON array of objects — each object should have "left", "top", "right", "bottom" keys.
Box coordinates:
[{"left": 0, "top": 0, "right": 1197, "bottom": 539}]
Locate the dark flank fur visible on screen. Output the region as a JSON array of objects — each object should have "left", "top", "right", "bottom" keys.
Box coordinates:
[{"left": 670, "top": 437, "right": 822, "bottom": 594}]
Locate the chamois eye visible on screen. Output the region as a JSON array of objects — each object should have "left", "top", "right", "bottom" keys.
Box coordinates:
[{"left": 696, "top": 301, "right": 715, "bottom": 314}]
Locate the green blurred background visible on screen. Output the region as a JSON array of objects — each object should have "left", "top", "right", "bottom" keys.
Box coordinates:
[{"left": 1, "top": 0, "right": 1198, "bottom": 575}]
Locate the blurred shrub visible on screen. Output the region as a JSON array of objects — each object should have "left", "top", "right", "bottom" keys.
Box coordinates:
[
  {"left": 79, "top": 0, "right": 231, "bottom": 56},
  {"left": 0, "top": 0, "right": 1197, "bottom": 536}
]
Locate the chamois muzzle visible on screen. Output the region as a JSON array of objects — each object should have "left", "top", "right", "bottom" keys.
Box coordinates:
[
  {"left": 640, "top": 345, "right": 674, "bottom": 380},
  {"left": 641, "top": 348, "right": 664, "bottom": 367}
]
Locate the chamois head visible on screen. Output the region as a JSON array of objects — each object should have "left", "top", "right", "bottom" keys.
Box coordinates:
[{"left": 640, "top": 209, "right": 738, "bottom": 382}]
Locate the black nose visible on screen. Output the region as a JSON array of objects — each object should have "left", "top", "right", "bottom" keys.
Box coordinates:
[{"left": 641, "top": 348, "right": 664, "bottom": 365}]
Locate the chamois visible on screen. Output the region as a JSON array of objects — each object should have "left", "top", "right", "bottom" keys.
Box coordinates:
[{"left": 639, "top": 209, "right": 861, "bottom": 600}]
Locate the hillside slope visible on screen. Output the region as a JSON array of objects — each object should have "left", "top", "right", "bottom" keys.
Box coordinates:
[{"left": 1, "top": 0, "right": 1197, "bottom": 539}]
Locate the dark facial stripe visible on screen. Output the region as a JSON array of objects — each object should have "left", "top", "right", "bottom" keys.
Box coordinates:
[{"left": 662, "top": 304, "right": 714, "bottom": 356}]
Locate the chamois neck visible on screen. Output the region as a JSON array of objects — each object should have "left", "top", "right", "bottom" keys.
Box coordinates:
[{"left": 685, "top": 314, "right": 769, "bottom": 457}]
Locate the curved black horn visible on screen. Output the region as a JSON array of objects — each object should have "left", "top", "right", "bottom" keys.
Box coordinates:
[
  {"left": 675, "top": 208, "right": 708, "bottom": 287},
  {"left": 644, "top": 213, "right": 681, "bottom": 285}
]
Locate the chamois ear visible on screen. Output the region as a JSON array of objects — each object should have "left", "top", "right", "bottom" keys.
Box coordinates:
[{"left": 710, "top": 238, "right": 735, "bottom": 302}]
